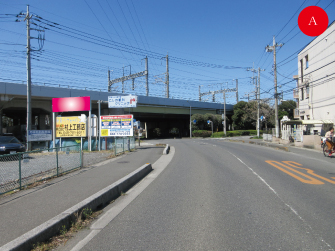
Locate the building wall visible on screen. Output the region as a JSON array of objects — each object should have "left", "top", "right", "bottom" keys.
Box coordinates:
[{"left": 296, "top": 21, "right": 335, "bottom": 131}]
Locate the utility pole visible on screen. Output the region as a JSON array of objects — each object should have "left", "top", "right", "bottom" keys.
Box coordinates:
[
  {"left": 25, "top": 5, "right": 32, "bottom": 151},
  {"left": 266, "top": 36, "right": 283, "bottom": 138},
  {"left": 145, "top": 56, "right": 149, "bottom": 96},
  {"left": 108, "top": 69, "right": 110, "bottom": 92},
  {"left": 235, "top": 79, "right": 239, "bottom": 103},
  {"left": 247, "top": 65, "right": 258, "bottom": 137},
  {"left": 199, "top": 86, "right": 201, "bottom": 101},
  {"left": 161, "top": 54, "right": 169, "bottom": 98},
  {"left": 166, "top": 54, "right": 169, "bottom": 98},
  {"left": 223, "top": 91, "right": 226, "bottom": 136},
  {"left": 122, "top": 65, "right": 131, "bottom": 93},
  {"left": 257, "top": 67, "right": 265, "bottom": 137},
  {"left": 247, "top": 66, "right": 265, "bottom": 137}
]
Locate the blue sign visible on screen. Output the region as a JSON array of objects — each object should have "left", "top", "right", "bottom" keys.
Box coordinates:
[
  {"left": 28, "top": 130, "right": 52, "bottom": 142},
  {"left": 193, "top": 119, "right": 197, "bottom": 124}
]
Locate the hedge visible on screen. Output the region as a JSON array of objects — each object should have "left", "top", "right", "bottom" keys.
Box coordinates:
[
  {"left": 192, "top": 130, "right": 212, "bottom": 137},
  {"left": 211, "top": 130, "right": 263, "bottom": 138}
]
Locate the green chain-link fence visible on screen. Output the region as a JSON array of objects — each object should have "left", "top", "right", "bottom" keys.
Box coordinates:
[
  {"left": 0, "top": 137, "right": 136, "bottom": 195},
  {"left": 0, "top": 145, "right": 81, "bottom": 195}
]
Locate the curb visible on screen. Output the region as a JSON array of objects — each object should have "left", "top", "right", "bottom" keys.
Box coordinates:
[
  {"left": 228, "top": 139, "right": 289, "bottom": 152},
  {"left": 163, "top": 144, "right": 170, "bottom": 155},
  {"left": 0, "top": 163, "right": 152, "bottom": 251},
  {"left": 248, "top": 141, "right": 289, "bottom": 152}
]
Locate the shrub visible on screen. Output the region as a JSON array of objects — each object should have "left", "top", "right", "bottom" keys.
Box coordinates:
[
  {"left": 169, "top": 127, "right": 179, "bottom": 135},
  {"left": 152, "top": 128, "right": 162, "bottom": 137},
  {"left": 211, "top": 132, "right": 226, "bottom": 138},
  {"left": 192, "top": 130, "right": 212, "bottom": 137},
  {"left": 211, "top": 130, "right": 263, "bottom": 138},
  {"left": 226, "top": 131, "right": 241, "bottom": 137}
]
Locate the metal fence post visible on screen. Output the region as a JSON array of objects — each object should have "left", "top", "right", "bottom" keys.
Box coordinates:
[
  {"left": 56, "top": 147, "right": 59, "bottom": 177},
  {"left": 114, "top": 142, "right": 116, "bottom": 155},
  {"left": 80, "top": 146, "right": 83, "bottom": 168},
  {"left": 19, "top": 153, "right": 22, "bottom": 190}
]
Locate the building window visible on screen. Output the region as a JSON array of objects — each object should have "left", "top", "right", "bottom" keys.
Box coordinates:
[
  {"left": 305, "top": 55, "right": 309, "bottom": 69},
  {"left": 301, "top": 88, "right": 304, "bottom": 100}
]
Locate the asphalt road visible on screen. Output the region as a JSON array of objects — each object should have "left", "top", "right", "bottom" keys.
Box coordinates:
[{"left": 63, "top": 139, "right": 335, "bottom": 250}]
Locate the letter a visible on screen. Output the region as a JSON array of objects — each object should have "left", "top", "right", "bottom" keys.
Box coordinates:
[{"left": 308, "top": 16, "right": 317, "bottom": 25}]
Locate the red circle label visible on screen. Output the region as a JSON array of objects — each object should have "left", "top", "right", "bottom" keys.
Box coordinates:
[{"left": 298, "top": 6, "right": 329, "bottom": 37}]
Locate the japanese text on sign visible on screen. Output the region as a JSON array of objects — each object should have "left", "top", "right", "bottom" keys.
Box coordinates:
[
  {"left": 108, "top": 95, "right": 137, "bottom": 108},
  {"left": 56, "top": 116, "right": 87, "bottom": 138},
  {"left": 28, "top": 130, "right": 52, "bottom": 141},
  {"left": 100, "top": 115, "right": 133, "bottom": 137}
]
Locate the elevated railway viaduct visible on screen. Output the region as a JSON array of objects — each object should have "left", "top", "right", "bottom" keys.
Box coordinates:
[{"left": 0, "top": 82, "right": 233, "bottom": 140}]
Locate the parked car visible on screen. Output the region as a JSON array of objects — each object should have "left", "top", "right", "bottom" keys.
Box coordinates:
[{"left": 0, "top": 136, "right": 26, "bottom": 155}]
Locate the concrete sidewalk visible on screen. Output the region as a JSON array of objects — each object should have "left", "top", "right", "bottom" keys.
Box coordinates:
[
  {"left": 0, "top": 145, "right": 164, "bottom": 248},
  {"left": 225, "top": 137, "right": 326, "bottom": 158}
]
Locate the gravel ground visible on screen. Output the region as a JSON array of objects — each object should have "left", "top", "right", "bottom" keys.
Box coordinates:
[
  {"left": 82, "top": 150, "right": 115, "bottom": 167},
  {"left": 0, "top": 149, "right": 116, "bottom": 194}
]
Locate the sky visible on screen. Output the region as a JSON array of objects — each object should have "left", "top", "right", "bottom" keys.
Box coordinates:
[{"left": 0, "top": 0, "right": 334, "bottom": 105}]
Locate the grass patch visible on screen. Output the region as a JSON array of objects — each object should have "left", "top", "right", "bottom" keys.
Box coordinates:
[
  {"left": 251, "top": 136, "right": 263, "bottom": 139},
  {"left": 31, "top": 208, "right": 102, "bottom": 251}
]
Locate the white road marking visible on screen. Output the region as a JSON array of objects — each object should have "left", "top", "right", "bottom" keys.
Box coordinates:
[
  {"left": 227, "top": 150, "right": 334, "bottom": 251},
  {"left": 69, "top": 147, "right": 175, "bottom": 251}
]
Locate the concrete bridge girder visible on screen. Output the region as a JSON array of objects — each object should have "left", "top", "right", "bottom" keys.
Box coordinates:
[{"left": 0, "top": 82, "right": 234, "bottom": 138}]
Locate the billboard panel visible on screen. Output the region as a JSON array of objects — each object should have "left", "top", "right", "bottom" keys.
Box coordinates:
[
  {"left": 56, "top": 116, "right": 87, "bottom": 138},
  {"left": 100, "top": 115, "right": 133, "bottom": 137},
  {"left": 52, "top": 96, "right": 91, "bottom": 112},
  {"left": 108, "top": 95, "right": 137, "bottom": 108}
]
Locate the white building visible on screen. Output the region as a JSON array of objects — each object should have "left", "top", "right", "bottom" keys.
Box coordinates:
[{"left": 293, "top": 20, "right": 335, "bottom": 136}]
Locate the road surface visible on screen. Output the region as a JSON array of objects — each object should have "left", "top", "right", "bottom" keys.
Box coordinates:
[{"left": 62, "top": 139, "right": 335, "bottom": 250}]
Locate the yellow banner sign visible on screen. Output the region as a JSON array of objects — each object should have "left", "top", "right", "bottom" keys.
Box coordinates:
[{"left": 56, "top": 116, "right": 86, "bottom": 138}]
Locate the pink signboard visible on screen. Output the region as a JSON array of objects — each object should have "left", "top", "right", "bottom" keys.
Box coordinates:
[{"left": 52, "top": 96, "right": 91, "bottom": 112}]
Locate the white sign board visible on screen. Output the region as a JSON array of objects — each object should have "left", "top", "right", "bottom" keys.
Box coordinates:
[
  {"left": 100, "top": 115, "right": 133, "bottom": 137},
  {"left": 28, "top": 130, "right": 52, "bottom": 141},
  {"left": 108, "top": 95, "right": 137, "bottom": 108}
]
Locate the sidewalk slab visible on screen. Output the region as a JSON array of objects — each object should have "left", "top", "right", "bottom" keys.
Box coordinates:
[{"left": 0, "top": 146, "right": 163, "bottom": 248}]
